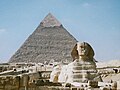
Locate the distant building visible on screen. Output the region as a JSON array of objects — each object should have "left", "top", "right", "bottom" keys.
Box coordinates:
[{"left": 9, "top": 13, "right": 77, "bottom": 63}]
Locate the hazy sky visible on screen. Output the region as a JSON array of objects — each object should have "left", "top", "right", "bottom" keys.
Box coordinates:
[{"left": 0, "top": 0, "right": 120, "bottom": 63}]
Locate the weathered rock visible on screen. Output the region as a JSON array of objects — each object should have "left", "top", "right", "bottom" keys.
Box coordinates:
[
  {"left": 50, "top": 65, "right": 61, "bottom": 82},
  {"left": 58, "top": 42, "right": 102, "bottom": 83}
]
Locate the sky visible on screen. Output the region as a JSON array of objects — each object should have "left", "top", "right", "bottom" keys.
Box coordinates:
[{"left": 0, "top": 0, "right": 120, "bottom": 63}]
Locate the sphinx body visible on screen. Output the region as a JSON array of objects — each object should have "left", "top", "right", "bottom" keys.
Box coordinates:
[
  {"left": 50, "top": 42, "right": 102, "bottom": 83},
  {"left": 58, "top": 58, "right": 101, "bottom": 83}
]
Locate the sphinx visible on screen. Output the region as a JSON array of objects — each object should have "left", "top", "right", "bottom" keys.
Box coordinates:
[{"left": 50, "top": 42, "right": 102, "bottom": 83}]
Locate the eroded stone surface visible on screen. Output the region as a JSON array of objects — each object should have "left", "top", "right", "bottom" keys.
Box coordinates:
[
  {"left": 50, "top": 42, "right": 102, "bottom": 83},
  {"left": 41, "top": 13, "right": 62, "bottom": 27}
]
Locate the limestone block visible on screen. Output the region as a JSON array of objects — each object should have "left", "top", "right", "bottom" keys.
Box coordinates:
[
  {"left": 50, "top": 65, "right": 61, "bottom": 82},
  {"left": 88, "top": 80, "right": 98, "bottom": 88}
]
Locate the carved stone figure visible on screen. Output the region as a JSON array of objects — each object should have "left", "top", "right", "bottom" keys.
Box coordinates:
[
  {"left": 58, "top": 42, "right": 102, "bottom": 83},
  {"left": 71, "top": 42, "right": 95, "bottom": 61}
]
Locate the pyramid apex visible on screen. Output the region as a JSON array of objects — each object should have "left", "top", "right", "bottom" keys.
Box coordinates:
[
  {"left": 47, "top": 12, "right": 54, "bottom": 16},
  {"left": 41, "top": 13, "right": 62, "bottom": 27}
]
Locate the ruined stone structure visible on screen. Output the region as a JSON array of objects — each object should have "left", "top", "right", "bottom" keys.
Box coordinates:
[{"left": 9, "top": 13, "right": 77, "bottom": 63}]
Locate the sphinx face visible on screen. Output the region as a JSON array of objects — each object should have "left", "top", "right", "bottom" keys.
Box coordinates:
[
  {"left": 71, "top": 41, "right": 94, "bottom": 61},
  {"left": 77, "top": 42, "right": 89, "bottom": 58}
]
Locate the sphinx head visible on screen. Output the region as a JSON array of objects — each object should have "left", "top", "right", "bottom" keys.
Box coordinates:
[{"left": 71, "top": 42, "right": 95, "bottom": 61}]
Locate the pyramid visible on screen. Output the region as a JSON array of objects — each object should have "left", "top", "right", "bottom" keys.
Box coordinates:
[{"left": 9, "top": 13, "right": 77, "bottom": 63}]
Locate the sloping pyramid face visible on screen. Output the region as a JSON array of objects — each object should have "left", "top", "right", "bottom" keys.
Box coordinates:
[{"left": 9, "top": 13, "right": 77, "bottom": 63}]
